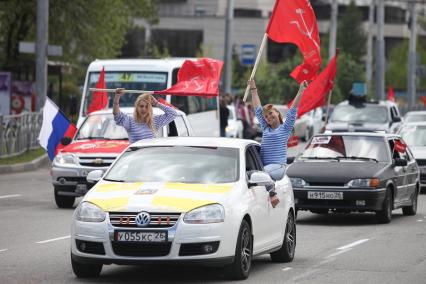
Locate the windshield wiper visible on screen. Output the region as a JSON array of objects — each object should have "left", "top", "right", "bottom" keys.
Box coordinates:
[
  {"left": 341, "top": 156, "right": 379, "bottom": 163},
  {"left": 303, "top": 156, "right": 340, "bottom": 160},
  {"left": 103, "top": 178, "right": 124, "bottom": 182}
]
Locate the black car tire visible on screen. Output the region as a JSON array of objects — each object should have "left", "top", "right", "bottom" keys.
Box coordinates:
[
  {"left": 270, "top": 211, "right": 296, "bottom": 263},
  {"left": 225, "top": 219, "right": 252, "bottom": 280},
  {"left": 376, "top": 188, "right": 393, "bottom": 224},
  {"left": 402, "top": 187, "right": 418, "bottom": 216},
  {"left": 310, "top": 209, "right": 328, "bottom": 214},
  {"left": 54, "top": 186, "right": 75, "bottom": 208},
  {"left": 71, "top": 256, "right": 102, "bottom": 278}
]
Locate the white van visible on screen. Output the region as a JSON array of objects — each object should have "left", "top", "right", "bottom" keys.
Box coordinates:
[{"left": 78, "top": 58, "right": 220, "bottom": 136}]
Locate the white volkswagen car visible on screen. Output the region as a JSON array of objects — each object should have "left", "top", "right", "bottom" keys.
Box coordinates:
[{"left": 71, "top": 137, "right": 296, "bottom": 280}]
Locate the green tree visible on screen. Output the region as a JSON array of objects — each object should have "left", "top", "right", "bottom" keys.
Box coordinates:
[{"left": 336, "top": 0, "right": 366, "bottom": 64}]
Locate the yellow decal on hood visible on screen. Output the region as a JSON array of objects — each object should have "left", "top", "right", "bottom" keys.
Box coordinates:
[
  {"left": 152, "top": 196, "right": 213, "bottom": 212},
  {"left": 94, "top": 182, "right": 144, "bottom": 193},
  {"left": 165, "top": 183, "right": 232, "bottom": 194},
  {"left": 88, "top": 197, "right": 129, "bottom": 211}
]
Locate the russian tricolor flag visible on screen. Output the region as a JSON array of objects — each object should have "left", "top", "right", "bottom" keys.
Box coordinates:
[{"left": 38, "top": 98, "right": 77, "bottom": 160}]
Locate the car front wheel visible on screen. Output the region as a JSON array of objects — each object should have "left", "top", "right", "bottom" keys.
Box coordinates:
[
  {"left": 71, "top": 256, "right": 102, "bottom": 278},
  {"left": 225, "top": 219, "right": 252, "bottom": 280},
  {"left": 376, "top": 188, "right": 393, "bottom": 224},
  {"left": 270, "top": 211, "right": 296, "bottom": 262},
  {"left": 54, "top": 186, "right": 75, "bottom": 208}
]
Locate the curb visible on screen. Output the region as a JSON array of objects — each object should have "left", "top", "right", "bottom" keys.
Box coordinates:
[{"left": 0, "top": 154, "right": 50, "bottom": 174}]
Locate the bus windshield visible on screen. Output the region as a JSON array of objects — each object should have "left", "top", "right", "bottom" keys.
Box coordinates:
[{"left": 83, "top": 71, "right": 168, "bottom": 114}]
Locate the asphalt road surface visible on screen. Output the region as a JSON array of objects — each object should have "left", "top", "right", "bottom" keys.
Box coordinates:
[{"left": 0, "top": 163, "right": 425, "bottom": 284}]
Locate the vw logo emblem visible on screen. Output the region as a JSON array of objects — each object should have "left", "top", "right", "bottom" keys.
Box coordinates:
[{"left": 135, "top": 212, "right": 151, "bottom": 227}]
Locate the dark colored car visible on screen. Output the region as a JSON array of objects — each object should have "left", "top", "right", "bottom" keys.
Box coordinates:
[{"left": 287, "top": 133, "right": 420, "bottom": 223}]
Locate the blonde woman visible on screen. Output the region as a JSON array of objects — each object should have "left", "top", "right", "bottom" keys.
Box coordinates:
[{"left": 113, "top": 88, "right": 177, "bottom": 143}]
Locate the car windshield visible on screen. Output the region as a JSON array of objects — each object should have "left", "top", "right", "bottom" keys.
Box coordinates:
[
  {"left": 399, "top": 125, "right": 426, "bottom": 147},
  {"left": 330, "top": 105, "right": 388, "bottom": 123},
  {"left": 300, "top": 135, "right": 389, "bottom": 162},
  {"left": 404, "top": 114, "right": 426, "bottom": 123},
  {"left": 105, "top": 146, "right": 239, "bottom": 183},
  {"left": 76, "top": 114, "right": 129, "bottom": 140},
  {"left": 83, "top": 71, "right": 168, "bottom": 114}
]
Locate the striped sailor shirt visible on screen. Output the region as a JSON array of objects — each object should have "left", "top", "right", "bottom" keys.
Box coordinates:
[
  {"left": 114, "top": 103, "right": 177, "bottom": 144},
  {"left": 255, "top": 106, "right": 297, "bottom": 166}
]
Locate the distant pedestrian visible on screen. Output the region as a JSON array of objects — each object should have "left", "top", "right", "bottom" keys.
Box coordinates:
[
  {"left": 219, "top": 97, "right": 230, "bottom": 137},
  {"left": 113, "top": 88, "right": 177, "bottom": 144}
]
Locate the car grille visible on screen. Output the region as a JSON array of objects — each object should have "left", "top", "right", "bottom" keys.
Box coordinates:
[
  {"left": 308, "top": 182, "right": 345, "bottom": 187},
  {"left": 78, "top": 156, "right": 116, "bottom": 167},
  {"left": 109, "top": 212, "right": 181, "bottom": 228},
  {"left": 112, "top": 242, "right": 172, "bottom": 257},
  {"left": 416, "top": 159, "right": 426, "bottom": 166},
  {"left": 420, "top": 173, "right": 426, "bottom": 182}
]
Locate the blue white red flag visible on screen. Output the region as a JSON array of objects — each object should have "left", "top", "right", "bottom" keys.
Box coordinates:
[{"left": 38, "top": 98, "right": 77, "bottom": 160}]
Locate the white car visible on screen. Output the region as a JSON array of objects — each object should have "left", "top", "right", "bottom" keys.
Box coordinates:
[
  {"left": 274, "top": 105, "right": 323, "bottom": 141},
  {"left": 71, "top": 137, "right": 296, "bottom": 280},
  {"left": 226, "top": 105, "right": 244, "bottom": 138},
  {"left": 403, "top": 111, "right": 426, "bottom": 124}
]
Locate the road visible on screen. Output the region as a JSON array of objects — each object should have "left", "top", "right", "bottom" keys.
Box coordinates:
[{"left": 0, "top": 164, "right": 425, "bottom": 284}]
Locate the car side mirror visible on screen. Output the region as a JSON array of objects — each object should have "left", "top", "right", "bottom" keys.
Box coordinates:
[
  {"left": 248, "top": 171, "right": 274, "bottom": 187},
  {"left": 87, "top": 170, "right": 103, "bottom": 184},
  {"left": 393, "top": 158, "right": 407, "bottom": 167},
  {"left": 60, "top": 137, "right": 72, "bottom": 146},
  {"left": 392, "top": 116, "right": 402, "bottom": 123}
]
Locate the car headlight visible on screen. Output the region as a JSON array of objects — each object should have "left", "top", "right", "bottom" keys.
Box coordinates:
[
  {"left": 183, "top": 204, "right": 225, "bottom": 224},
  {"left": 347, "top": 178, "right": 380, "bottom": 188},
  {"left": 76, "top": 202, "right": 106, "bottom": 222},
  {"left": 53, "top": 153, "right": 78, "bottom": 166},
  {"left": 290, "top": 178, "right": 307, "bottom": 188}
]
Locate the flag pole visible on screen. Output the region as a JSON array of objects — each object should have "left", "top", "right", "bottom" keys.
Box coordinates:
[
  {"left": 89, "top": 88, "right": 154, "bottom": 94},
  {"left": 324, "top": 90, "right": 333, "bottom": 125},
  {"left": 243, "top": 33, "right": 268, "bottom": 102}
]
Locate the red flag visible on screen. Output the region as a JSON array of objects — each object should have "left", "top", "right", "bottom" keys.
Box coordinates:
[
  {"left": 266, "top": 0, "right": 321, "bottom": 83},
  {"left": 55, "top": 123, "right": 77, "bottom": 156},
  {"left": 158, "top": 98, "right": 178, "bottom": 110},
  {"left": 388, "top": 85, "right": 395, "bottom": 102},
  {"left": 155, "top": 58, "right": 223, "bottom": 97},
  {"left": 394, "top": 140, "right": 406, "bottom": 153},
  {"left": 288, "top": 135, "right": 299, "bottom": 148},
  {"left": 289, "top": 51, "right": 338, "bottom": 117},
  {"left": 87, "top": 67, "right": 108, "bottom": 114},
  {"left": 420, "top": 96, "right": 426, "bottom": 106}
]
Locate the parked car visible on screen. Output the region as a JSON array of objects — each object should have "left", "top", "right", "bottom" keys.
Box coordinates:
[
  {"left": 326, "top": 99, "right": 402, "bottom": 134},
  {"left": 71, "top": 137, "right": 296, "bottom": 280},
  {"left": 287, "top": 132, "right": 419, "bottom": 223},
  {"left": 226, "top": 105, "right": 243, "bottom": 138},
  {"left": 51, "top": 107, "right": 193, "bottom": 208},
  {"left": 403, "top": 110, "right": 426, "bottom": 124},
  {"left": 398, "top": 122, "right": 426, "bottom": 190}
]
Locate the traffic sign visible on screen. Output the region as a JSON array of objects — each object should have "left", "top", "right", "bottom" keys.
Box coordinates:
[
  {"left": 240, "top": 44, "right": 256, "bottom": 66},
  {"left": 19, "top": 41, "right": 63, "bottom": 56}
]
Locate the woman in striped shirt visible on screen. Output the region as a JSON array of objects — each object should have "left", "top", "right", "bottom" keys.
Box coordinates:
[
  {"left": 113, "top": 88, "right": 177, "bottom": 144},
  {"left": 248, "top": 79, "right": 308, "bottom": 207}
]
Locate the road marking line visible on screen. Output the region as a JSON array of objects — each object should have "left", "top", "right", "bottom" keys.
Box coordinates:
[
  {"left": 417, "top": 219, "right": 423, "bottom": 222},
  {"left": 36, "top": 235, "right": 70, "bottom": 244},
  {"left": 0, "top": 249, "right": 8, "bottom": 252},
  {"left": 325, "top": 248, "right": 352, "bottom": 259},
  {"left": 0, "top": 194, "right": 21, "bottom": 199},
  {"left": 337, "top": 239, "right": 369, "bottom": 250},
  {"left": 282, "top": 267, "right": 292, "bottom": 271}
]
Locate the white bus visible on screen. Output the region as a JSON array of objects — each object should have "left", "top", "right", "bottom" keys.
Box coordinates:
[{"left": 77, "top": 58, "right": 219, "bottom": 136}]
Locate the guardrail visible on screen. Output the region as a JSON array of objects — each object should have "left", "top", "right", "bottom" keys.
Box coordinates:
[{"left": 0, "top": 112, "right": 43, "bottom": 159}]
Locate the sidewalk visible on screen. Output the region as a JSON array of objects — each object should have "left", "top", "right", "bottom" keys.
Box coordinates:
[{"left": 0, "top": 154, "right": 50, "bottom": 174}]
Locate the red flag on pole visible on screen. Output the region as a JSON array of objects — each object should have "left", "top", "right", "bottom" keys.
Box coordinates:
[
  {"left": 155, "top": 58, "right": 223, "bottom": 97},
  {"left": 87, "top": 67, "right": 108, "bottom": 114},
  {"left": 387, "top": 85, "right": 395, "bottom": 102},
  {"left": 289, "top": 51, "right": 338, "bottom": 117},
  {"left": 266, "top": 0, "right": 321, "bottom": 83},
  {"left": 394, "top": 140, "right": 407, "bottom": 153},
  {"left": 420, "top": 96, "right": 426, "bottom": 106}
]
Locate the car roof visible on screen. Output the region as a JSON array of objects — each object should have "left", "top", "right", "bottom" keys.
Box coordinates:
[
  {"left": 88, "top": 107, "right": 186, "bottom": 116},
  {"left": 130, "top": 137, "right": 259, "bottom": 149},
  {"left": 400, "top": 121, "right": 426, "bottom": 127},
  {"left": 317, "top": 131, "right": 400, "bottom": 139},
  {"left": 87, "top": 58, "right": 194, "bottom": 71},
  {"left": 337, "top": 100, "right": 396, "bottom": 107},
  {"left": 405, "top": 110, "right": 426, "bottom": 115}
]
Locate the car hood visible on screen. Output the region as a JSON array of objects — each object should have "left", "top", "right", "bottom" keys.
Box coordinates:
[
  {"left": 287, "top": 160, "right": 386, "bottom": 183},
  {"left": 61, "top": 140, "right": 129, "bottom": 154},
  {"left": 326, "top": 122, "right": 389, "bottom": 133},
  {"left": 409, "top": 146, "right": 426, "bottom": 160},
  {"left": 84, "top": 180, "right": 237, "bottom": 213}
]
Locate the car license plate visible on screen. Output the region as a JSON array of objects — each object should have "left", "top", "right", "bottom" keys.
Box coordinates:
[
  {"left": 307, "top": 191, "right": 343, "bottom": 200},
  {"left": 115, "top": 231, "right": 167, "bottom": 242}
]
